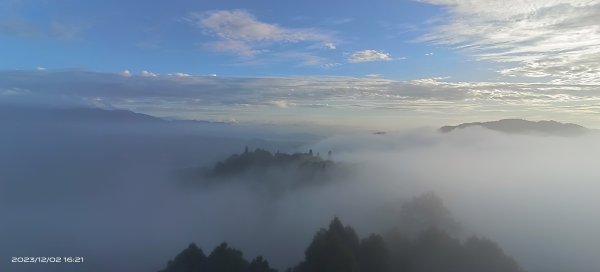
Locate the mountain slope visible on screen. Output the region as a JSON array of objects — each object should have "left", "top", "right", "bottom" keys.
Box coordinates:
[
  {"left": 0, "top": 105, "right": 164, "bottom": 123},
  {"left": 439, "top": 119, "right": 587, "bottom": 136}
]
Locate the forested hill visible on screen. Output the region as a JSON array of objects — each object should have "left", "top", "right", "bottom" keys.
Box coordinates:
[
  {"left": 159, "top": 217, "right": 522, "bottom": 272},
  {"left": 439, "top": 119, "right": 587, "bottom": 136},
  {"left": 209, "top": 147, "right": 335, "bottom": 177},
  {"left": 182, "top": 148, "right": 341, "bottom": 191}
]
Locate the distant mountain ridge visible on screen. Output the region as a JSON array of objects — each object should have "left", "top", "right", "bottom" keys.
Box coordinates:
[
  {"left": 0, "top": 105, "right": 230, "bottom": 125},
  {"left": 0, "top": 105, "right": 164, "bottom": 123},
  {"left": 439, "top": 119, "right": 588, "bottom": 136}
]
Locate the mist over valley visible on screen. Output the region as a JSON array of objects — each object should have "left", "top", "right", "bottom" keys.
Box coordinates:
[{"left": 2, "top": 106, "right": 599, "bottom": 272}]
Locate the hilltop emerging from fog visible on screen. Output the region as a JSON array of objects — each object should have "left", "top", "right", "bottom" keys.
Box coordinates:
[
  {"left": 439, "top": 119, "right": 588, "bottom": 136},
  {"left": 182, "top": 148, "right": 343, "bottom": 193},
  {"left": 209, "top": 148, "right": 334, "bottom": 178}
]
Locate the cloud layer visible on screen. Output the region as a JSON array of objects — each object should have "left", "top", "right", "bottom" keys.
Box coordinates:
[
  {"left": 2, "top": 70, "right": 600, "bottom": 127},
  {"left": 422, "top": 0, "right": 600, "bottom": 84}
]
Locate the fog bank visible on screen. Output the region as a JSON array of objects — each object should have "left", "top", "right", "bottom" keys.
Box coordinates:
[{"left": 2, "top": 109, "right": 599, "bottom": 272}]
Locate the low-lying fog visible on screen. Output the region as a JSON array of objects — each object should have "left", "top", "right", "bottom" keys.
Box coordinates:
[{"left": 1, "top": 107, "right": 599, "bottom": 272}]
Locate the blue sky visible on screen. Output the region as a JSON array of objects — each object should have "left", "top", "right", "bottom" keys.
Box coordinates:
[
  {"left": 0, "top": 0, "right": 492, "bottom": 80},
  {"left": 1, "top": 0, "right": 600, "bottom": 128}
]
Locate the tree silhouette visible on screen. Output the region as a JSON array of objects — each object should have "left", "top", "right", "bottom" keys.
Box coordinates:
[
  {"left": 160, "top": 217, "right": 523, "bottom": 272},
  {"left": 158, "top": 242, "right": 276, "bottom": 272},
  {"left": 205, "top": 243, "right": 249, "bottom": 272},
  {"left": 248, "top": 256, "right": 277, "bottom": 272},
  {"left": 357, "top": 235, "right": 388, "bottom": 272},
  {"left": 295, "top": 217, "right": 360, "bottom": 272},
  {"left": 159, "top": 243, "right": 206, "bottom": 272},
  {"left": 195, "top": 148, "right": 339, "bottom": 192}
]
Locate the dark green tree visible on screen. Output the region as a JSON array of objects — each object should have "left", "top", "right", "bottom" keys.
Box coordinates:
[
  {"left": 159, "top": 243, "right": 206, "bottom": 272},
  {"left": 294, "top": 217, "right": 360, "bottom": 272},
  {"left": 160, "top": 217, "right": 523, "bottom": 272},
  {"left": 461, "top": 236, "right": 521, "bottom": 272},
  {"left": 247, "top": 256, "right": 277, "bottom": 272},
  {"left": 158, "top": 243, "right": 277, "bottom": 272},
  {"left": 357, "top": 235, "right": 388, "bottom": 272},
  {"left": 408, "top": 227, "right": 463, "bottom": 272},
  {"left": 205, "top": 243, "right": 250, "bottom": 272}
]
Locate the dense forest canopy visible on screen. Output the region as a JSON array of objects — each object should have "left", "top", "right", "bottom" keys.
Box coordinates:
[
  {"left": 182, "top": 148, "right": 342, "bottom": 193},
  {"left": 210, "top": 147, "right": 335, "bottom": 177},
  {"left": 160, "top": 217, "right": 521, "bottom": 272}
]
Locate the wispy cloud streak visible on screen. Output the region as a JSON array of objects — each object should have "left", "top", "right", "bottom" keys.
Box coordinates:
[
  {"left": 185, "top": 10, "right": 335, "bottom": 57},
  {"left": 421, "top": 0, "right": 600, "bottom": 84}
]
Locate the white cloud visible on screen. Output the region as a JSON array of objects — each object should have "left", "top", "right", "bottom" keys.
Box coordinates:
[
  {"left": 167, "top": 72, "right": 191, "bottom": 77},
  {"left": 274, "top": 51, "right": 338, "bottom": 67},
  {"left": 136, "top": 40, "right": 161, "bottom": 50},
  {"left": 2, "top": 90, "right": 18, "bottom": 96},
  {"left": 425, "top": 52, "right": 434, "bottom": 56},
  {"left": 140, "top": 70, "right": 158, "bottom": 77},
  {"left": 120, "top": 70, "right": 132, "bottom": 77},
  {"left": 322, "top": 17, "right": 354, "bottom": 26},
  {"left": 420, "top": 0, "right": 600, "bottom": 84},
  {"left": 186, "top": 10, "right": 334, "bottom": 57},
  {"left": 348, "top": 50, "right": 392, "bottom": 63},
  {"left": 268, "top": 100, "right": 293, "bottom": 108},
  {"left": 324, "top": 42, "right": 336, "bottom": 49},
  {"left": 208, "top": 39, "right": 259, "bottom": 57},
  {"left": 2, "top": 88, "right": 28, "bottom": 96},
  {"left": 323, "top": 63, "right": 341, "bottom": 69},
  {"left": 36, "top": 66, "right": 46, "bottom": 71},
  {"left": 49, "top": 21, "right": 81, "bottom": 40}
]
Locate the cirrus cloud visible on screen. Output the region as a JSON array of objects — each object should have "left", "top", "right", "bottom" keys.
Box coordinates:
[
  {"left": 420, "top": 0, "right": 600, "bottom": 84},
  {"left": 186, "top": 10, "right": 335, "bottom": 57},
  {"left": 348, "top": 49, "right": 392, "bottom": 63}
]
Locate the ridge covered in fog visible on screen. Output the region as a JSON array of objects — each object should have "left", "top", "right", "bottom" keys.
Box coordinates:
[{"left": 439, "top": 119, "right": 588, "bottom": 136}]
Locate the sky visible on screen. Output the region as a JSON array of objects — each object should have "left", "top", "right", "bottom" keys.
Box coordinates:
[{"left": 1, "top": 0, "right": 600, "bottom": 128}]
